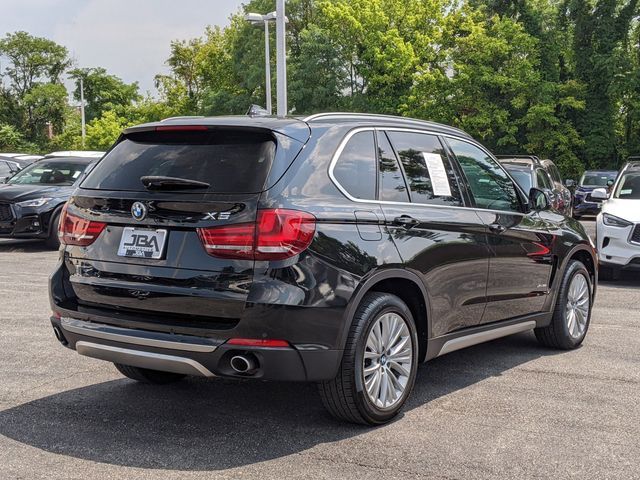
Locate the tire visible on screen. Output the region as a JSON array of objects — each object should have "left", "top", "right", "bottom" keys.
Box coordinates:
[
  {"left": 318, "top": 292, "right": 419, "bottom": 425},
  {"left": 535, "top": 260, "right": 592, "bottom": 350},
  {"left": 114, "top": 363, "right": 186, "bottom": 384},
  {"left": 44, "top": 210, "right": 61, "bottom": 249}
]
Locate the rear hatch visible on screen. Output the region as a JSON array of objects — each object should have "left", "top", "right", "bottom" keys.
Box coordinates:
[{"left": 60, "top": 124, "right": 307, "bottom": 334}]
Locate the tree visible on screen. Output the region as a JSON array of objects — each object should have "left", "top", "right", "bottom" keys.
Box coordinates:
[
  {"left": 0, "top": 31, "right": 71, "bottom": 98},
  {"left": 566, "top": 0, "right": 639, "bottom": 167},
  {"left": 22, "top": 83, "right": 68, "bottom": 141},
  {"left": 0, "top": 31, "right": 71, "bottom": 148},
  {"left": 84, "top": 110, "right": 130, "bottom": 150},
  {"left": 0, "top": 123, "right": 27, "bottom": 151},
  {"left": 68, "top": 67, "right": 140, "bottom": 122}
]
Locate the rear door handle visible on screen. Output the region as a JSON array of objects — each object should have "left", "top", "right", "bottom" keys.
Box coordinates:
[
  {"left": 488, "top": 223, "right": 506, "bottom": 234},
  {"left": 393, "top": 216, "right": 420, "bottom": 228}
]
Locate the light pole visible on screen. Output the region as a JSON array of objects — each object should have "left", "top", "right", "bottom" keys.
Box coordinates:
[
  {"left": 244, "top": 5, "right": 288, "bottom": 116},
  {"left": 275, "top": 0, "right": 287, "bottom": 116},
  {"left": 80, "top": 77, "right": 86, "bottom": 147},
  {"left": 244, "top": 12, "right": 276, "bottom": 115}
]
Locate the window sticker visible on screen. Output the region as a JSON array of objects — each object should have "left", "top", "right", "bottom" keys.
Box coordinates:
[{"left": 422, "top": 152, "right": 452, "bottom": 197}]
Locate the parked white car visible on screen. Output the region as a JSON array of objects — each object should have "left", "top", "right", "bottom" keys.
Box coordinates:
[{"left": 595, "top": 161, "right": 640, "bottom": 280}]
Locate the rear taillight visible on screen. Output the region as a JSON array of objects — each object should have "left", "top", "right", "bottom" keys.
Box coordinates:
[
  {"left": 58, "top": 203, "right": 107, "bottom": 246},
  {"left": 197, "top": 209, "right": 316, "bottom": 260}
]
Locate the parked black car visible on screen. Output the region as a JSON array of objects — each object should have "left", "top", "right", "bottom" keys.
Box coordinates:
[
  {"left": 49, "top": 114, "right": 597, "bottom": 425},
  {"left": 0, "top": 156, "right": 95, "bottom": 248},
  {"left": 496, "top": 155, "right": 572, "bottom": 215}
]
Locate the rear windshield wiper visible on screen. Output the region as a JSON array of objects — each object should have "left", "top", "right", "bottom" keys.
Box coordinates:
[{"left": 140, "top": 176, "right": 210, "bottom": 190}]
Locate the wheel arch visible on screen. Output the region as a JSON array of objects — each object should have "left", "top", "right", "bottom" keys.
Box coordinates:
[
  {"left": 45, "top": 202, "right": 66, "bottom": 237},
  {"left": 559, "top": 244, "right": 597, "bottom": 301},
  {"left": 340, "top": 268, "right": 430, "bottom": 362}
]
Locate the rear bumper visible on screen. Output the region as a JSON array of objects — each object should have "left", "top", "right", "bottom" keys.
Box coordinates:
[{"left": 50, "top": 314, "right": 343, "bottom": 382}]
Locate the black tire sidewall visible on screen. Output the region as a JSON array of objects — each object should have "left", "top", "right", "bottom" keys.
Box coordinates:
[
  {"left": 352, "top": 295, "right": 419, "bottom": 424},
  {"left": 556, "top": 261, "right": 592, "bottom": 348},
  {"left": 45, "top": 210, "right": 62, "bottom": 249}
]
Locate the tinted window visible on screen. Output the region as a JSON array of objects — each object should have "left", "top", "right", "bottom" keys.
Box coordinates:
[
  {"left": 449, "top": 139, "right": 521, "bottom": 212},
  {"left": 614, "top": 173, "right": 640, "bottom": 199},
  {"left": 505, "top": 167, "right": 532, "bottom": 192},
  {"left": 82, "top": 130, "right": 276, "bottom": 193},
  {"left": 386, "top": 131, "right": 461, "bottom": 206},
  {"left": 377, "top": 132, "right": 409, "bottom": 202},
  {"left": 580, "top": 172, "right": 617, "bottom": 187},
  {"left": 333, "top": 131, "right": 376, "bottom": 200},
  {"left": 548, "top": 164, "right": 562, "bottom": 183},
  {"left": 536, "top": 169, "right": 552, "bottom": 189},
  {"left": 7, "top": 160, "right": 88, "bottom": 186}
]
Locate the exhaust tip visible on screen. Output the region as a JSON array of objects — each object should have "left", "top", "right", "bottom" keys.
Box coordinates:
[
  {"left": 53, "top": 325, "right": 68, "bottom": 345},
  {"left": 230, "top": 354, "right": 257, "bottom": 374}
]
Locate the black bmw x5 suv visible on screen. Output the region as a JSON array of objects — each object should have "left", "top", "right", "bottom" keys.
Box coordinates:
[{"left": 50, "top": 113, "right": 597, "bottom": 425}]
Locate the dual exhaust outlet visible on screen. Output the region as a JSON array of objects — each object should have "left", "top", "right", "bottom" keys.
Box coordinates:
[{"left": 230, "top": 353, "right": 258, "bottom": 374}]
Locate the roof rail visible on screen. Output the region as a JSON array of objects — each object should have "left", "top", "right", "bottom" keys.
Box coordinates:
[{"left": 302, "top": 112, "right": 471, "bottom": 137}]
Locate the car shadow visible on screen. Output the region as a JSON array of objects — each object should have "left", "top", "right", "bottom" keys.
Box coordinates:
[
  {"left": 599, "top": 271, "right": 640, "bottom": 288},
  {"left": 0, "top": 332, "right": 566, "bottom": 471},
  {"left": 0, "top": 239, "right": 53, "bottom": 253}
]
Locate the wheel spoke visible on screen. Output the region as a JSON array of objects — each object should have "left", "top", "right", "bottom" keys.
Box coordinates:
[
  {"left": 388, "top": 359, "right": 410, "bottom": 377},
  {"left": 363, "top": 362, "right": 379, "bottom": 377},
  {"left": 389, "top": 335, "right": 410, "bottom": 357},
  {"left": 364, "top": 350, "right": 378, "bottom": 360}
]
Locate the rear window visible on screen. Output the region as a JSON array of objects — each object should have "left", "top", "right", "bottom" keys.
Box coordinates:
[{"left": 81, "top": 130, "right": 276, "bottom": 193}]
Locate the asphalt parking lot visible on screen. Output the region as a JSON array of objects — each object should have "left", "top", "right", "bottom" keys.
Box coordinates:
[{"left": 0, "top": 220, "right": 639, "bottom": 480}]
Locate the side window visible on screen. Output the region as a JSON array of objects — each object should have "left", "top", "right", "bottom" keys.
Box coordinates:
[
  {"left": 549, "top": 164, "right": 562, "bottom": 184},
  {"left": 333, "top": 131, "right": 377, "bottom": 200},
  {"left": 386, "top": 131, "right": 462, "bottom": 206},
  {"left": 536, "top": 169, "right": 552, "bottom": 190},
  {"left": 376, "top": 131, "right": 409, "bottom": 202},
  {"left": 448, "top": 138, "right": 521, "bottom": 212},
  {"left": 0, "top": 162, "right": 11, "bottom": 175}
]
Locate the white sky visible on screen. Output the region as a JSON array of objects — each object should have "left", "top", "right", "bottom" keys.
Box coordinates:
[{"left": 1, "top": 0, "right": 245, "bottom": 95}]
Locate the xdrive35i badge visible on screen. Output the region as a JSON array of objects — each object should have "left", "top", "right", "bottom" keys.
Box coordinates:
[{"left": 131, "top": 202, "right": 147, "bottom": 221}]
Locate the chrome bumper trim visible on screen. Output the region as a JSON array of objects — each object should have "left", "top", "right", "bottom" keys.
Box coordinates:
[
  {"left": 61, "top": 317, "right": 218, "bottom": 353},
  {"left": 76, "top": 341, "right": 215, "bottom": 377}
]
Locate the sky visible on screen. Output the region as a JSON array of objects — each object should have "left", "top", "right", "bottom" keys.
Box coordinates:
[{"left": 1, "top": 0, "right": 245, "bottom": 95}]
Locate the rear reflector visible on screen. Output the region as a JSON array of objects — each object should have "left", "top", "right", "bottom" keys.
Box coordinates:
[
  {"left": 227, "top": 338, "right": 290, "bottom": 348},
  {"left": 197, "top": 209, "right": 315, "bottom": 260},
  {"left": 58, "top": 203, "right": 107, "bottom": 246}
]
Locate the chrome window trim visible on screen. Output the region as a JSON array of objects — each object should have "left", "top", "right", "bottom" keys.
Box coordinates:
[{"left": 327, "top": 126, "right": 527, "bottom": 217}]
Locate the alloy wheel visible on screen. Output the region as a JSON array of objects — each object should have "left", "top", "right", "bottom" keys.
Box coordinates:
[
  {"left": 362, "top": 312, "right": 413, "bottom": 409},
  {"left": 566, "top": 273, "right": 590, "bottom": 339}
]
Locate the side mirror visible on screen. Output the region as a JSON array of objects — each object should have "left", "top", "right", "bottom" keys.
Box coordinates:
[
  {"left": 591, "top": 188, "right": 609, "bottom": 200},
  {"left": 529, "top": 187, "right": 551, "bottom": 211},
  {"left": 565, "top": 179, "right": 575, "bottom": 188},
  {"left": 606, "top": 179, "right": 614, "bottom": 187}
]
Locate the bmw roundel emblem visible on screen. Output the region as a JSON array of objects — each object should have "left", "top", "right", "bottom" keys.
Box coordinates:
[{"left": 131, "top": 202, "right": 147, "bottom": 221}]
